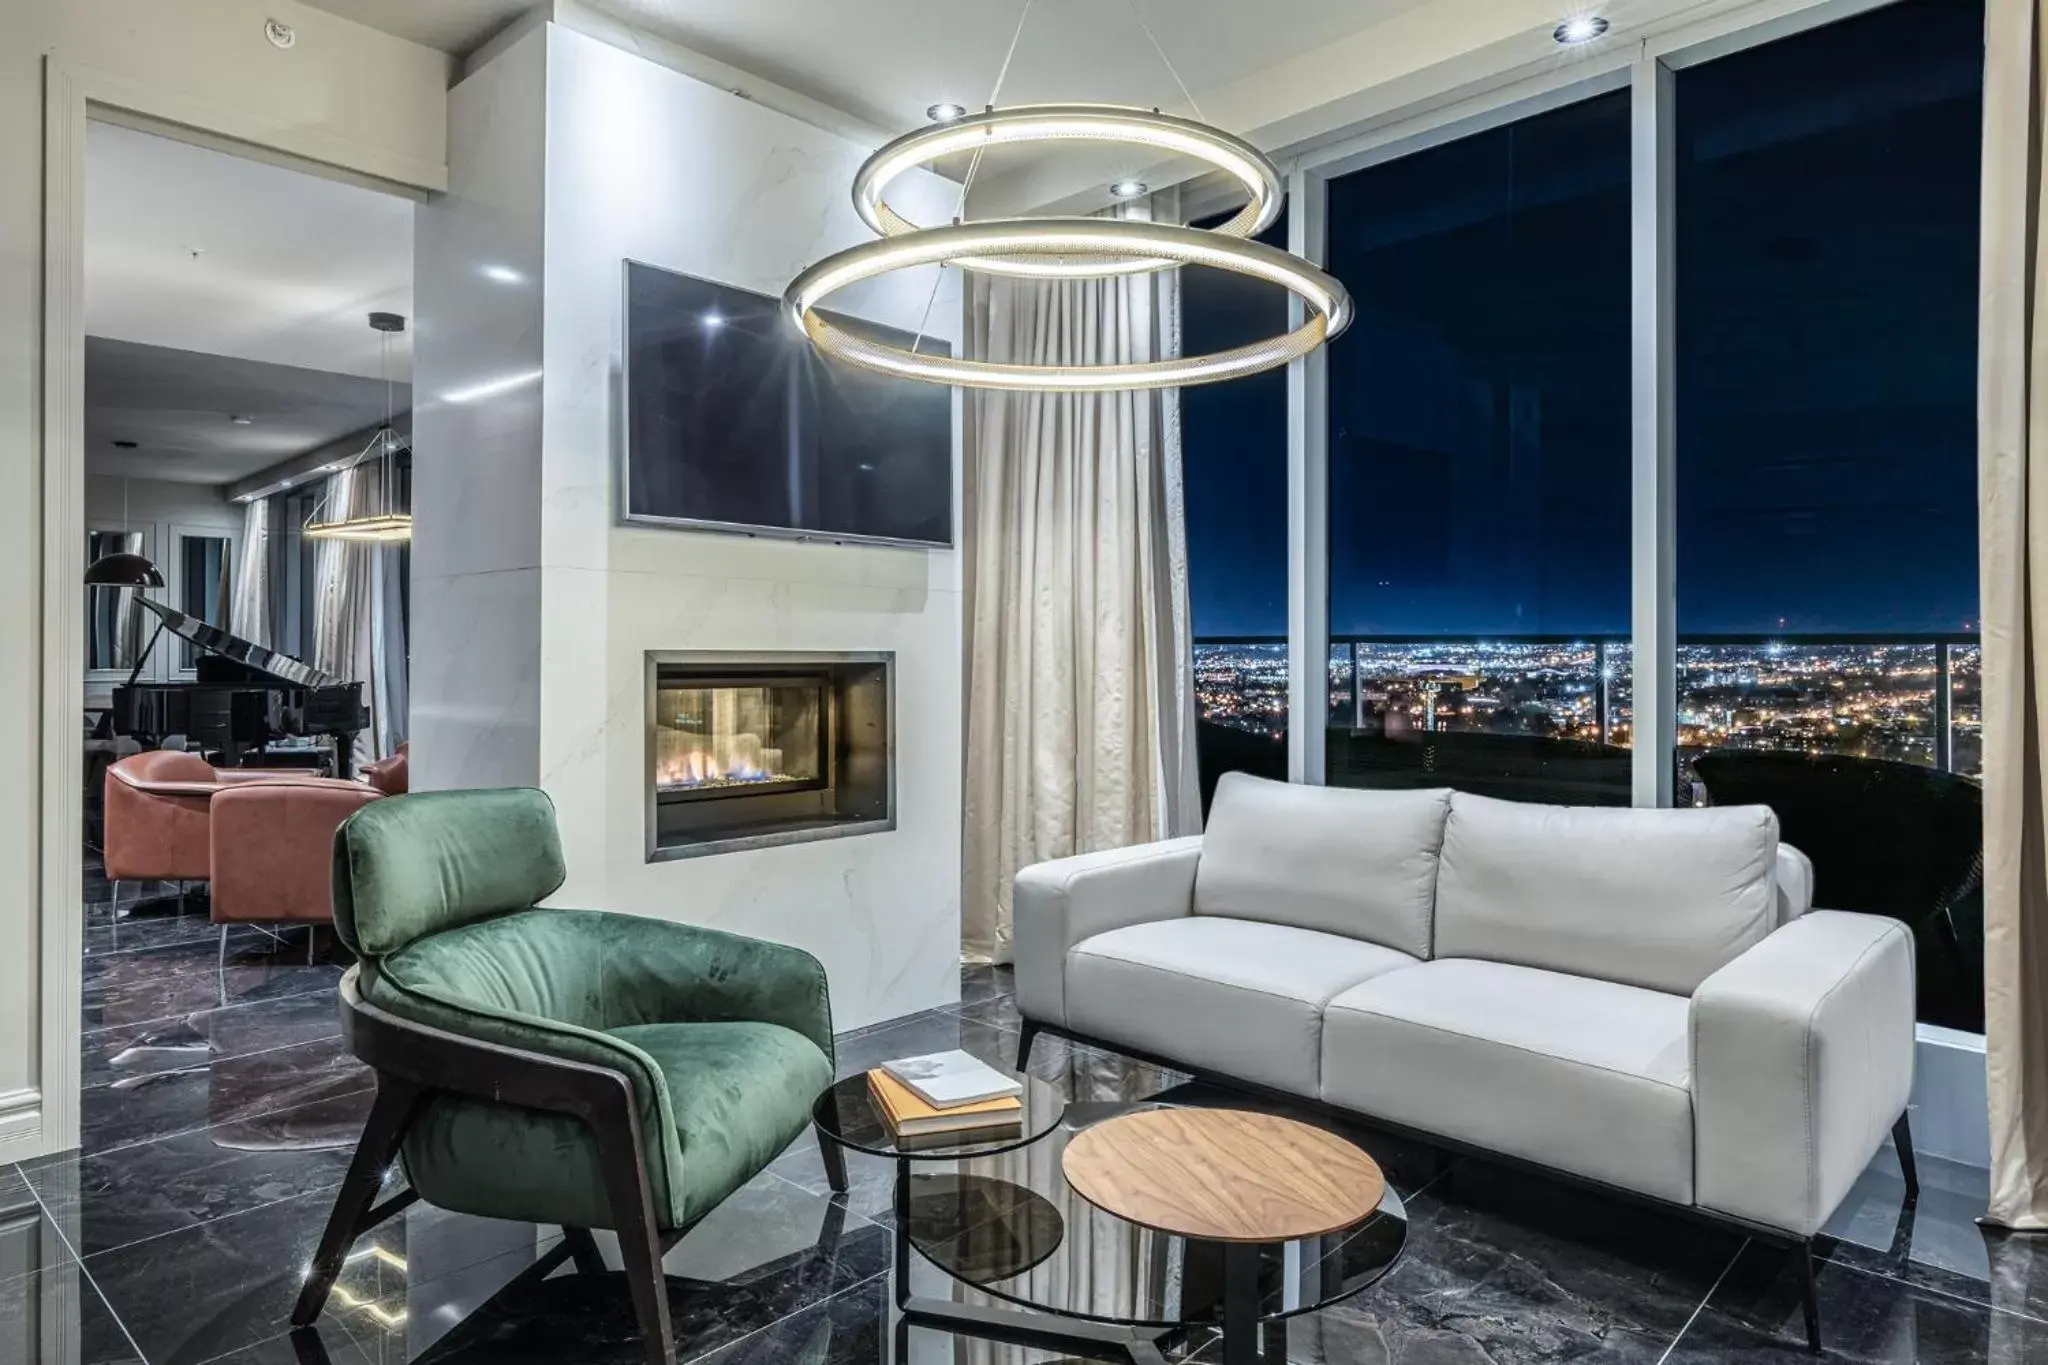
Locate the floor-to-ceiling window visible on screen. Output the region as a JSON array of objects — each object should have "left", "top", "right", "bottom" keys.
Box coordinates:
[
  {"left": 1674, "top": 0, "right": 1983, "bottom": 1028},
  {"left": 1184, "top": 207, "right": 1290, "bottom": 805},
  {"left": 1322, "top": 90, "right": 1634, "bottom": 803}
]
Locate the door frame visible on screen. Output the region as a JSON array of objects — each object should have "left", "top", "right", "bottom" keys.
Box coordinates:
[{"left": 20, "top": 57, "right": 431, "bottom": 1161}]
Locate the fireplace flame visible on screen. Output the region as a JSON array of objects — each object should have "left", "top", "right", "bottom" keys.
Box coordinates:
[{"left": 655, "top": 727, "right": 792, "bottom": 791}]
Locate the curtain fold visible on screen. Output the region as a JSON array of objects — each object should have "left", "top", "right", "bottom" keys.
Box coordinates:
[
  {"left": 310, "top": 469, "right": 381, "bottom": 774},
  {"left": 960, "top": 198, "right": 1201, "bottom": 965},
  {"left": 1982, "top": 0, "right": 2048, "bottom": 1230},
  {"left": 228, "top": 496, "right": 272, "bottom": 648}
]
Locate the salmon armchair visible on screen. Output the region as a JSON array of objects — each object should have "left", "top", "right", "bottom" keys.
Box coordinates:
[{"left": 293, "top": 789, "right": 839, "bottom": 1365}]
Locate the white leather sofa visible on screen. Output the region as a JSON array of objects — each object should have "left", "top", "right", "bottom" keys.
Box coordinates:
[{"left": 1015, "top": 772, "right": 1917, "bottom": 1344}]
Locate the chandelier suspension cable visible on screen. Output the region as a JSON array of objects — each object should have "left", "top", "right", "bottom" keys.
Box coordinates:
[
  {"left": 910, "top": 0, "right": 1035, "bottom": 355},
  {"left": 1125, "top": 0, "right": 1205, "bottom": 124}
]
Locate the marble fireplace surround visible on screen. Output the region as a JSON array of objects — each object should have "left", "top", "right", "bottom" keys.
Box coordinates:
[{"left": 645, "top": 649, "right": 895, "bottom": 861}]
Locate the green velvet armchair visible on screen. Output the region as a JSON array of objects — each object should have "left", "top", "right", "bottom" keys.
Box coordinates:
[{"left": 291, "top": 789, "right": 840, "bottom": 1365}]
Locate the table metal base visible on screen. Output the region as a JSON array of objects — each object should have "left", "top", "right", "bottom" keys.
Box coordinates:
[{"left": 891, "top": 1155, "right": 1180, "bottom": 1365}]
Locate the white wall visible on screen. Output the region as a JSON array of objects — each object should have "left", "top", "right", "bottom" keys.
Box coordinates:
[
  {"left": 410, "top": 24, "right": 548, "bottom": 793},
  {"left": 414, "top": 23, "right": 965, "bottom": 1031}
]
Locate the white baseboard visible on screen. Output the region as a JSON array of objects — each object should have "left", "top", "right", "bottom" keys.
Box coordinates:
[{"left": 0, "top": 1088, "right": 45, "bottom": 1165}]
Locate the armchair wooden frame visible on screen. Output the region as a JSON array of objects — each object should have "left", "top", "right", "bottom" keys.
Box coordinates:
[{"left": 291, "top": 967, "right": 849, "bottom": 1365}]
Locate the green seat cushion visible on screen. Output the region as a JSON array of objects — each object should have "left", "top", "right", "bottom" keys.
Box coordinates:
[
  {"left": 610, "top": 1021, "right": 833, "bottom": 1224},
  {"left": 396, "top": 1020, "right": 831, "bottom": 1231}
]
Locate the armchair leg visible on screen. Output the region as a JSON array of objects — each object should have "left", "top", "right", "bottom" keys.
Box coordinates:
[
  {"left": 1893, "top": 1110, "right": 1920, "bottom": 1203},
  {"left": 817, "top": 1129, "right": 848, "bottom": 1195},
  {"left": 591, "top": 1091, "right": 677, "bottom": 1365},
  {"left": 292, "top": 1077, "right": 422, "bottom": 1326},
  {"left": 562, "top": 1226, "right": 607, "bottom": 1275}
]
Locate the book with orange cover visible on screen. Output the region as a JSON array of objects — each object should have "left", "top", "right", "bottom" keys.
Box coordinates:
[{"left": 867, "top": 1068, "right": 1022, "bottom": 1139}]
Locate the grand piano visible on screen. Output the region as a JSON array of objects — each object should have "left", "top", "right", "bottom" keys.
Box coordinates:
[{"left": 106, "top": 597, "right": 371, "bottom": 778}]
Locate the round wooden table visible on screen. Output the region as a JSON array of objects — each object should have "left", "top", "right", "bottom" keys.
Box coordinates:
[{"left": 1062, "top": 1107, "right": 1387, "bottom": 1365}]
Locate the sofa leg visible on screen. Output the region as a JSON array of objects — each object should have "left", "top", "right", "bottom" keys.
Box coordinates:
[
  {"left": 1798, "top": 1242, "right": 1821, "bottom": 1355},
  {"left": 1893, "top": 1110, "right": 1920, "bottom": 1204},
  {"left": 592, "top": 1087, "right": 677, "bottom": 1365},
  {"left": 1016, "top": 1021, "right": 1042, "bottom": 1072},
  {"left": 292, "top": 1076, "right": 422, "bottom": 1326},
  {"left": 817, "top": 1128, "right": 848, "bottom": 1195}
]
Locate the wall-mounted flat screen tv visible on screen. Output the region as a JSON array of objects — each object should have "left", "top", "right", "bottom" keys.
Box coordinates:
[{"left": 623, "top": 260, "right": 954, "bottom": 548}]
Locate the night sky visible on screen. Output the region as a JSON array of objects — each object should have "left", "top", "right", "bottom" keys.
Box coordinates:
[{"left": 1181, "top": 0, "right": 1983, "bottom": 640}]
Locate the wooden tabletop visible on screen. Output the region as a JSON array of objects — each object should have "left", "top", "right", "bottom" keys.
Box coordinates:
[{"left": 1060, "top": 1107, "right": 1386, "bottom": 1244}]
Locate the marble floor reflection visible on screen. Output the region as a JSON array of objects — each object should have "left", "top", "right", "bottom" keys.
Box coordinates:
[{"left": 9, "top": 864, "right": 2046, "bottom": 1363}]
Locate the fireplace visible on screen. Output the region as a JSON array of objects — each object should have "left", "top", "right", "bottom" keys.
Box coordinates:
[{"left": 646, "top": 651, "right": 893, "bottom": 859}]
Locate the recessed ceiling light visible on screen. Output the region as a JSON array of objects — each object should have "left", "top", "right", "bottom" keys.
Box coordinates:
[
  {"left": 702, "top": 311, "right": 725, "bottom": 329},
  {"left": 926, "top": 102, "right": 967, "bottom": 123},
  {"left": 481, "top": 264, "right": 524, "bottom": 284},
  {"left": 229, "top": 414, "right": 253, "bottom": 425},
  {"left": 112, "top": 440, "right": 138, "bottom": 449},
  {"left": 1553, "top": 15, "right": 1609, "bottom": 43},
  {"left": 1110, "top": 178, "right": 1149, "bottom": 199}
]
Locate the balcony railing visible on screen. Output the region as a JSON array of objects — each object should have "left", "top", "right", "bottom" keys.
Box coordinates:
[{"left": 1192, "top": 631, "right": 1981, "bottom": 775}]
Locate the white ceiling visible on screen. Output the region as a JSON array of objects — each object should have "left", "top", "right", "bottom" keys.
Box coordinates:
[
  {"left": 85, "top": 121, "right": 414, "bottom": 382},
  {"left": 305, "top": 0, "right": 1429, "bottom": 132},
  {"left": 85, "top": 338, "right": 407, "bottom": 485},
  {"left": 302, "top": 0, "right": 535, "bottom": 55}
]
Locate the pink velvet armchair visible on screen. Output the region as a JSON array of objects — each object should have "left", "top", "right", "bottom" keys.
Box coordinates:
[
  {"left": 210, "top": 779, "right": 381, "bottom": 967},
  {"left": 362, "top": 742, "right": 409, "bottom": 796},
  {"left": 103, "top": 750, "right": 382, "bottom": 966}
]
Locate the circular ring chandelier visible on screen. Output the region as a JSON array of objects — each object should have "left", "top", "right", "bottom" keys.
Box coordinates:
[
  {"left": 853, "top": 103, "right": 1284, "bottom": 280},
  {"left": 785, "top": 217, "right": 1352, "bottom": 392}
]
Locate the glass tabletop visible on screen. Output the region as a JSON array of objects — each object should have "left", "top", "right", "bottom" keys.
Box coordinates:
[
  {"left": 902, "top": 1099, "right": 1407, "bottom": 1330},
  {"left": 813, "top": 1068, "right": 1070, "bottom": 1160}
]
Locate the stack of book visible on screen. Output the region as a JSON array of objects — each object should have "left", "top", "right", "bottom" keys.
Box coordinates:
[{"left": 867, "top": 1050, "right": 1024, "bottom": 1150}]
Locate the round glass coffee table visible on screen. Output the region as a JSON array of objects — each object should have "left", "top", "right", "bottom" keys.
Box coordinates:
[{"left": 814, "top": 1078, "right": 1405, "bottom": 1365}]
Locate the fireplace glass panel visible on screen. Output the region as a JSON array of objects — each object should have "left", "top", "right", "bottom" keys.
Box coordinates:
[
  {"left": 648, "top": 652, "right": 893, "bottom": 860},
  {"left": 654, "top": 678, "right": 826, "bottom": 800}
]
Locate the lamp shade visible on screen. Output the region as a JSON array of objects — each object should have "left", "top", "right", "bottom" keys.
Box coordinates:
[{"left": 83, "top": 552, "right": 164, "bottom": 588}]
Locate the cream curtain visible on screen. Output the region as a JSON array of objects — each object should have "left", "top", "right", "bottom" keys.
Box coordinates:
[
  {"left": 309, "top": 469, "right": 380, "bottom": 774},
  {"left": 227, "top": 495, "right": 271, "bottom": 647},
  {"left": 960, "top": 200, "right": 1202, "bottom": 964},
  {"left": 1983, "top": 0, "right": 2048, "bottom": 1230}
]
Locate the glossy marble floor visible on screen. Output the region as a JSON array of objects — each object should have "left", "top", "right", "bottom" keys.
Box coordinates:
[{"left": 8, "top": 862, "right": 2048, "bottom": 1363}]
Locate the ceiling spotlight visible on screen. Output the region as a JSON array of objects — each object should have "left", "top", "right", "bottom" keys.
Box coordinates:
[
  {"left": 926, "top": 102, "right": 968, "bottom": 123},
  {"left": 112, "top": 439, "right": 138, "bottom": 449},
  {"left": 1109, "top": 178, "right": 1150, "bottom": 200},
  {"left": 702, "top": 311, "right": 725, "bottom": 329},
  {"left": 229, "top": 414, "right": 253, "bottom": 425},
  {"left": 481, "top": 264, "right": 524, "bottom": 284},
  {"left": 1553, "top": 14, "right": 1609, "bottom": 43}
]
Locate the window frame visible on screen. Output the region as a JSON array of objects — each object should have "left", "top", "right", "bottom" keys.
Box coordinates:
[{"left": 1258, "top": 0, "right": 1922, "bottom": 807}]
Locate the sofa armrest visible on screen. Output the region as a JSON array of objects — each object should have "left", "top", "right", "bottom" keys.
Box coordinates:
[
  {"left": 1014, "top": 836, "right": 1202, "bottom": 1029},
  {"left": 1690, "top": 910, "right": 1915, "bottom": 1236},
  {"left": 1775, "top": 842, "right": 1815, "bottom": 924}
]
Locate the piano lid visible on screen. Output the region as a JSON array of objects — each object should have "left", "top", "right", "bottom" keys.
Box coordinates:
[{"left": 133, "top": 596, "right": 346, "bottom": 689}]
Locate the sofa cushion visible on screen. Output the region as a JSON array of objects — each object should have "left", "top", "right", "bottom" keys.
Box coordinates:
[
  {"left": 1066, "top": 917, "right": 1419, "bottom": 1096},
  {"left": 1321, "top": 959, "right": 1695, "bottom": 1203},
  {"left": 1434, "top": 793, "right": 1778, "bottom": 995},
  {"left": 1194, "top": 773, "right": 1452, "bottom": 957}
]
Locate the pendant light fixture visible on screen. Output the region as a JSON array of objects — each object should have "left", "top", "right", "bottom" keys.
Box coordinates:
[
  {"left": 782, "top": 0, "right": 1351, "bottom": 391},
  {"left": 305, "top": 312, "right": 413, "bottom": 542}
]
